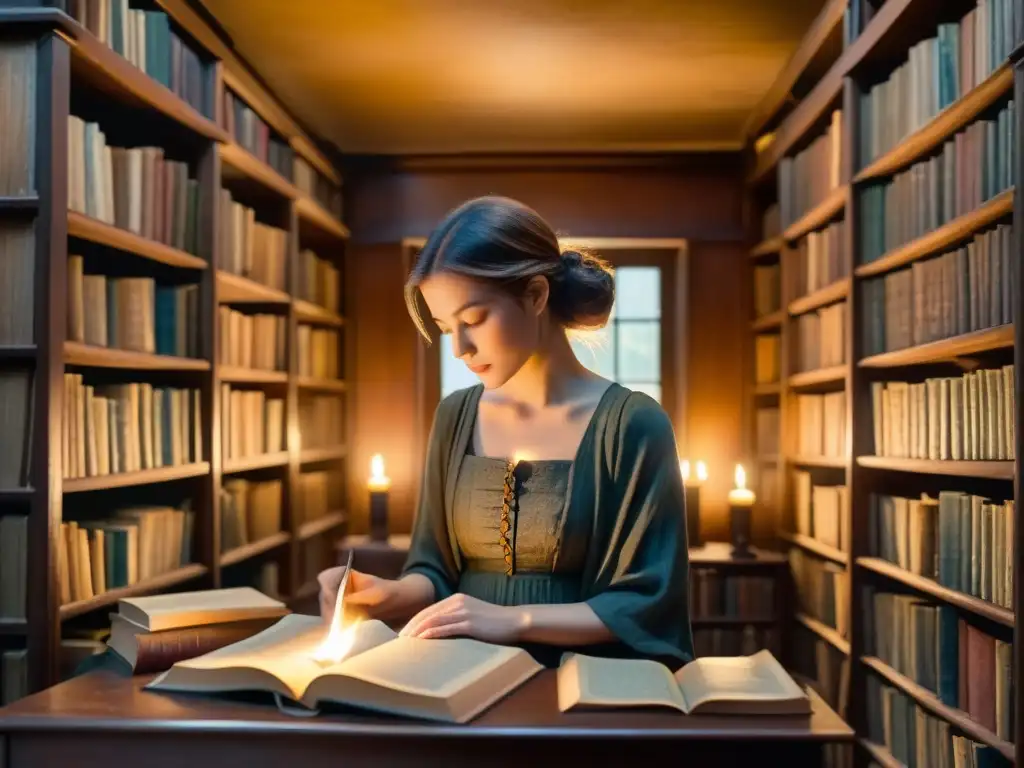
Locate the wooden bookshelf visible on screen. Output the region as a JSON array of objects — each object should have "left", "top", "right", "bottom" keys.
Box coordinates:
[
  {"left": 745, "top": 3, "right": 1024, "bottom": 763},
  {"left": 0, "top": 8, "right": 352, "bottom": 699}
]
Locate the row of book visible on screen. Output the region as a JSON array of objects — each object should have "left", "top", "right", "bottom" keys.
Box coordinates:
[
  {"left": 778, "top": 109, "right": 843, "bottom": 229},
  {"left": 793, "top": 472, "right": 848, "bottom": 553},
  {"left": 693, "top": 626, "right": 780, "bottom": 660},
  {"left": 221, "top": 478, "right": 284, "bottom": 553},
  {"left": 62, "top": 375, "right": 203, "bottom": 480},
  {"left": 859, "top": 100, "right": 1016, "bottom": 265},
  {"left": 295, "top": 157, "right": 344, "bottom": 219},
  {"left": 866, "top": 590, "right": 1012, "bottom": 741},
  {"left": 794, "top": 301, "right": 846, "bottom": 372},
  {"left": 299, "top": 394, "right": 345, "bottom": 450},
  {"left": 862, "top": 223, "right": 1014, "bottom": 356},
  {"left": 221, "top": 386, "right": 285, "bottom": 462},
  {"left": 868, "top": 365, "right": 1016, "bottom": 461},
  {"left": 58, "top": 504, "right": 195, "bottom": 604},
  {"left": 295, "top": 469, "right": 345, "bottom": 527},
  {"left": 792, "top": 623, "right": 848, "bottom": 717},
  {"left": 689, "top": 570, "right": 775, "bottom": 620},
  {"left": 866, "top": 674, "right": 1010, "bottom": 767},
  {"left": 0, "top": 371, "right": 31, "bottom": 489},
  {"left": 296, "top": 250, "right": 342, "bottom": 314},
  {"left": 62, "top": 0, "right": 207, "bottom": 116},
  {"left": 793, "top": 219, "right": 847, "bottom": 298},
  {"left": 790, "top": 547, "right": 849, "bottom": 637},
  {"left": 68, "top": 258, "right": 200, "bottom": 358},
  {"left": 217, "top": 188, "right": 289, "bottom": 292},
  {"left": 870, "top": 490, "right": 1014, "bottom": 611},
  {"left": 297, "top": 327, "right": 341, "bottom": 380},
  {"left": 858, "top": 2, "right": 1016, "bottom": 167},
  {"left": 0, "top": 516, "right": 27, "bottom": 620},
  {"left": 754, "top": 334, "right": 781, "bottom": 384},
  {"left": 218, "top": 308, "right": 287, "bottom": 372},
  {"left": 756, "top": 406, "right": 779, "bottom": 456},
  {"left": 796, "top": 391, "right": 847, "bottom": 459},
  {"left": 843, "top": 0, "right": 884, "bottom": 47},
  {"left": 68, "top": 117, "right": 201, "bottom": 255},
  {"left": 1, "top": 650, "right": 26, "bottom": 706},
  {"left": 753, "top": 263, "right": 780, "bottom": 318},
  {"left": 222, "top": 89, "right": 294, "bottom": 180}
]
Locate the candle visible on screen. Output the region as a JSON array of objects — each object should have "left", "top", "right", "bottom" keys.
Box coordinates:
[
  {"left": 679, "top": 459, "right": 707, "bottom": 548},
  {"left": 368, "top": 454, "right": 390, "bottom": 542},
  {"left": 728, "top": 464, "right": 755, "bottom": 558}
]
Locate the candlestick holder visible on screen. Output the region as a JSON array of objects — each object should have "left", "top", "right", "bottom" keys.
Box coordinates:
[
  {"left": 729, "top": 504, "right": 754, "bottom": 558},
  {"left": 684, "top": 485, "right": 702, "bottom": 548},
  {"left": 369, "top": 490, "right": 389, "bottom": 542}
]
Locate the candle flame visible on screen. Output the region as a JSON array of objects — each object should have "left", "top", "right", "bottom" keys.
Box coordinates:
[
  {"left": 370, "top": 453, "right": 386, "bottom": 480},
  {"left": 734, "top": 463, "right": 747, "bottom": 490},
  {"left": 679, "top": 459, "right": 690, "bottom": 480},
  {"left": 680, "top": 460, "right": 708, "bottom": 484},
  {"left": 696, "top": 461, "right": 708, "bottom": 482}
]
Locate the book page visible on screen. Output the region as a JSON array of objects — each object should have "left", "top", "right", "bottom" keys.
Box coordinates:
[
  {"left": 674, "top": 650, "right": 805, "bottom": 712},
  {"left": 556, "top": 653, "right": 686, "bottom": 712},
  {"left": 333, "top": 636, "right": 524, "bottom": 698},
  {"left": 148, "top": 615, "right": 396, "bottom": 701}
]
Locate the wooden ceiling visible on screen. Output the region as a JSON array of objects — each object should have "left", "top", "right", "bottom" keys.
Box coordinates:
[{"left": 199, "top": 0, "right": 829, "bottom": 155}]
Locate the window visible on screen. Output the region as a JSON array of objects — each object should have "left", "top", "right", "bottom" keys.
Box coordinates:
[{"left": 440, "top": 265, "right": 664, "bottom": 402}]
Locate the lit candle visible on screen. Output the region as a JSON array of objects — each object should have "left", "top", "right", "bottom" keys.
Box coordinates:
[
  {"left": 679, "top": 459, "right": 707, "bottom": 548},
  {"left": 368, "top": 454, "right": 390, "bottom": 542},
  {"left": 728, "top": 464, "right": 755, "bottom": 558}
]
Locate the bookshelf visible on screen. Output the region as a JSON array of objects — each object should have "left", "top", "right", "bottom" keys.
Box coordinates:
[
  {"left": 747, "top": 0, "right": 1023, "bottom": 765},
  {"left": 0, "top": 4, "right": 351, "bottom": 700}
]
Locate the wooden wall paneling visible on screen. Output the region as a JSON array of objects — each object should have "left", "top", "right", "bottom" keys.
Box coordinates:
[
  {"left": 197, "top": 133, "right": 221, "bottom": 590},
  {"left": 28, "top": 29, "right": 68, "bottom": 694}
]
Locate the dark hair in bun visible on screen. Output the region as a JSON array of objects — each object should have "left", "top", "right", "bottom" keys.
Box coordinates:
[{"left": 405, "top": 196, "right": 615, "bottom": 339}]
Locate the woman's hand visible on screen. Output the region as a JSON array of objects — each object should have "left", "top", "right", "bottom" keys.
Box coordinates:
[
  {"left": 317, "top": 566, "right": 396, "bottom": 624},
  {"left": 399, "top": 593, "right": 527, "bottom": 643}
]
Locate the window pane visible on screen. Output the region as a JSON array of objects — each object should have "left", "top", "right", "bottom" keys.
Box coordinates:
[
  {"left": 617, "top": 321, "right": 659, "bottom": 381},
  {"left": 440, "top": 335, "right": 481, "bottom": 397},
  {"left": 571, "top": 329, "right": 615, "bottom": 378},
  {"left": 615, "top": 267, "right": 661, "bottom": 319},
  {"left": 623, "top": 382, "right": 661, "bottom": 403}
]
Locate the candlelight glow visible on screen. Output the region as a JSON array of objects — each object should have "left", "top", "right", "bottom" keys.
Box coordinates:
[
  {"left": 512, "top": 450, "right": 531, "bottom": 465},
  {"left": 696, "top": 461, "right": 707, "bottom": 482},
  {"left": 734, "top": 463, "right": 747, "bottom": 490},
  {"left": 680, "top": 459, "right": 689, "bottom": 480},
  {"left": 312, "top": 616, "right": 360, "bottom": 665},
  {"left": 680, "top": 459, "right": 708, "bottom": 486},
  {"left": 368, "top": 453, "right": 390, "bottom": 491}
]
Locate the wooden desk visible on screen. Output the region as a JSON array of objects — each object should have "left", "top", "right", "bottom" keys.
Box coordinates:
[{"left": 0, "top": 667, "right": 852, "bottom": 768}]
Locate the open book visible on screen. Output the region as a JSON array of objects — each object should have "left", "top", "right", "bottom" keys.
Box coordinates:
[
  {"left": 557, "top": 649, "right": 811, "bottom": 716},
  {"left": 147, "top": 614, "right": 543, "bottom": 723}
]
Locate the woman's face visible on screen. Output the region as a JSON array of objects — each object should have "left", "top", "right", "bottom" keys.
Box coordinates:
[{"left": 418, "top": 271, "right": 542, "bottom": 389}]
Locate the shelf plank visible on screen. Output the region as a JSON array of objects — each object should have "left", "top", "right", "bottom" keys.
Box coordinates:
[
  {"left": 295, "top": 195, "right": 350, "bottom": 240},
  {"left": 222, "top": 452, "right": 290, "bottom": 475},
  {"left": 299, "top": 446, "right": 347, "bottom": 464},
  {"left": 218, "top": 366, "right": 289, "bottom": 385},
  {"left": 216, "top": 271, "right": 291, "bottom": 304},
  {"left": 758, "top": 454, "right": 780, "bottom": 465},
  {"left": 0, "top": 195, "right": 39, "bottom": 212},
  {"left": 782, "top": 186, "right": 847, "bottom": 242},
  {"left": 859, "top": 739, "right": 903, "bottom": 768},
  {"left": 751, "top": 310, "right": 783, "bottom": 333},
  {"left": 862, "top": 656, "right": 1014, "bottom": 761},
  {"left": 788, "top": 278, "right": 850, "bottom": 316},
  {"left": 296, "top": 377, "right": 348, "bottom": 393},
  {"left": 64, "top": 341, "right": 210, "bottom": 371},
  {"left": 68, "top": 211, "right": 208, "bottom": 270},
  {"left": 64, "top": 462, "right": 211, "bottom": 493},
  {"left": 691, "top": 616, "right": 778, "bottom": 627},
  {"left": 689, "top": 541, "right": 787, "bottom": 566},
  {"left": 59, "top": 564, "right": 208, "bottom": 620},
  {"left": 0, "top": 618, "right": 27, "bottom": 635},
  {"left": 789, "top": 454, "right": 847, "bottom": 469},
  {"left": 0, "top": 346, "right": 37, "bottom": 361},
  {"left": 796, "top": 613, "right": 851, "bottom": 655},
  {"left": 855, "top": 189, "right": 1014, "bottom": 279},
  {"left": 298, "top": 511, "right": 348, "bottom": 541},
  {"left": 855, "top": 64, "right": 1013, "bottom": 183},
  {"left": 858, "top": 557, "right": 1014, "bottom": 627},
  {"left": 66, "top": 18, "right": 228, "bottom": 143},
  {"left": 780, "top": 531, "right": 849, "bottom": 566},
  {"left": 293, "top": 299, "right": 345, "bottom": 327},
  {"left": 220, "top": 531, "right": 291, "bottom": 568},
  {"left": 788, "top": 365, "right": 847, "bottom": 390},
  {"left": 750, "top": 236, "right": 785, "bottom": 258},
  {"left": 219, "top": 143, "right": 298, "bottom": 201},
  {"left": 754, "top": 382, "right": 781, "bottom": 396},
  {"left": 858, "top": 325, "right": 1014, "bottom": 368},
  {"left": 856, "top": 455, "right": 1013, "bottom": 479}
]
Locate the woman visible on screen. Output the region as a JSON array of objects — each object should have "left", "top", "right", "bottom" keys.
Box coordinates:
[{"left": 318, "top": 196, "right": 694, "bottom": 669}]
